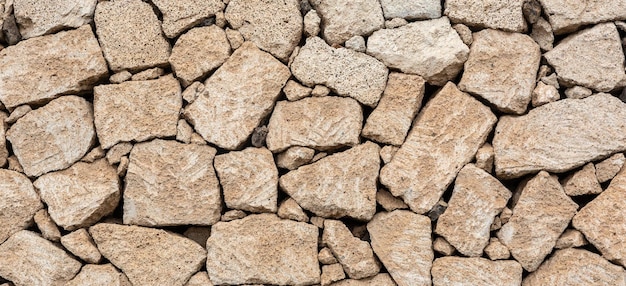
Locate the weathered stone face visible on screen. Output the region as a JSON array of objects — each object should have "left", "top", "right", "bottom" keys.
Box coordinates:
[
  {"left": 13, "top": 0, "right": 97, "bottom": 39},
  {"left": 432, "top": 257, "right": 523, "bottom": 286},
  {"left": 445, "top": 0, "right": 527, "bottom": 32},
  {"left": 152, "top": 0, "right": 224, "bottom": 38},
  {"left": 312, "top": 0, "right": 384, "bottom": 45},
  {"left": 324, "top": 219, "right": 380, "bottom": 279},
  {"left": 0, "top": 170, "right": 43, "bottom": 244},
  {"left": 539, "top": 0, "right": 626, "bottom": 34}
]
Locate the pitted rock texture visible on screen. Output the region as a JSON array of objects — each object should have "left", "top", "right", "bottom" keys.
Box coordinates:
[
  {"left": 432, "top": 257, "right": 523, "bottom": 286},
  {"left": 152, "top": 0, "right": 224, "bottom": 39},
  {"left": 0, "top": 170, "right": 42, "bottom": 243},
  {"left": 445, "top": 0, "right": 527, "bottom": 32},
  {"left": 539, "top": 0, "right": 626, "bottom": 34},
  {"left": 311, "top": 0, "right": 384, "bottom": 45},
  {"left": 13, "top": 0, "right": 97, "bottom": 39}
]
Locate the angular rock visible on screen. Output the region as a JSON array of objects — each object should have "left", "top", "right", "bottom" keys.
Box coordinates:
[
  {"left": 276, "top": 146, "right": 315, "bottom": 170},
  {"left": 432, "top": 257, "right": 523, "bottom": 286},
  {"left": 444, "top": 0, "right": 527, "bottom": 32},
  {"left": 595, "top": 153, "right": 625, "bottom": 183},
  {"left": 176, "top": 119, "right": 193, "bottom": 144},
  {"left": 493, "top": 94, "right": 626, "bottom": 179},
  {"left": 94, "top": 75, "right": 182, "bottom": 149},
  {"left": 379, "top": 145, "right": 398, "bottom": 164},
  {"left": 367, "top": 210, "right": 433, "bottom": 286},
  {"left": 453, "top": 23, "right": 473, "bottom": 45},
  {"left": 0, "top": 170, "right": 42, "bottom": 243},
  {"left": 152, "top": 0, "right": 224, "bottom": 38},
  {"left": 280, "top": 142, "right": 380, "bottom": 220},
  {"left": 531, "top": 81, "right": 560, "bottom": 107},
  {"left": 124, "top": 139, "right": 221, "bottom": 226},
  {"left": 206, "top": 214, "right": 320, "bottom": 285},
  {"left": 61, "top": 228, "right": 102, "bottom": 264},
  {"left": 324, "top": 219, "right": 380, "bottom": 279},
  {"left": 109, "top": 70, "right": 132, "bottom": 83},
  {"left": 34, "top": 209, "right": 61, "bottom": 242},
  {"left": 283, "top": 80, "right": 312, "bottom": 101},
  {"left": 13, "top": 0, "right": 96, "bottom": 39},
  {"left": 562, "top": 163, "right": 602, "bottom": 196},
  {"left": 530, "top": 18, "right": 554, "bottom": 51},
  {"left": 267, "top": 97, "right": 362, "bottom": 152},
  {"left": 565, "top": 86, "right": 593, "bottom": 99},
  {"left": 322, "top": 263, "right": 346, "bottom": 286},
  {"left": 8, "top": 96, "right": 95, "bottom": 177},
  {"left": 312, "top": 0, "right": 384, "bottom": 45},
  {"left": 185, "top": 272, "right": 212, "bottom": 286},
  {"left": 182, "top": 81, "right": 204, "bottom": 104},
  {"left": 66, "top": 264, "right": 131, "bottom": 286},
  {"left": 7, "top": 156, "right": 23, "bottom": 173},
  {"left": 5, "top": 105, "right": 28, "bottom": 124},
  {"left": 0, "top": 25, "right": 107, "bottom": 108},
  {"left": 224, "top": 28, "right": 243, "bottom": 49},
  {"left": 319, "top": 247, "right": 338, "bottom": 265},
  {"left": 367, "top": 17, "right": 469, "bottom": 86},
  {"left": 484, "top": 238, "right": 511, "bottom": 260},
  {"left": 385, "top": 17, "right": 408, "bottom": 28},
  {"left": 376, "top": 189, "right": 407, "bottom": 211},
  {"left": 380, "top": 83, "right": 496, "bottom": 214},
  {"left": 311, "top": 85, "right": 331, "bottom": 97},
  {"left": 278, "top": 198, "right": 309, "bottom": 222},
  {"left": 221, "top": 210, "right": 246, "bottom": 222},
  {"left": 539, "top": 0, "right": 626, "bottom": 34},
  {"left": 81, "top": 146, "right": 105, "bottom": 163},
  {"left": 459, "top": 29, "right": 540, "bottom": 114},
  {"left": 130, "top": 67, "right": 164, "bottom": 81},
  {"left": 90, "top": 223, "right": 206, "bottom": 286},
  {"left": 344, "top": 35, "right": 366, "bottom": 52},
  {"left": 498, "top": 171, "right": 578, "bottom": 271},
  {"left": 184, "top": 42, "right": 290, "bottom": 150},
  {"left": 475, "top": 143, "right": 494, "bottom": 173},
  {"left": 304, "top": 9, "right": 321, "bottom": 37},
  {"left": 105, "top": 142, "right": 132, "bottom": 165},
  {"left": 329, "top": 274, "right": 396, "bottom": 286},
  {"left": 433, "top": 237, "right": 456, "bottom": 256},
  {"left": 554, "top": 229, "right": 587, "bottom": 249},
  {"left": 379, "top": 0, "right": 441, "bottom": 20}
]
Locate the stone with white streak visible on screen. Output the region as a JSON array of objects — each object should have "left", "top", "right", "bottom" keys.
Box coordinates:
[
  {"left": 539, "top": 0, "right": 626, "bottom": 34},
  {"left": 0, "top": 170, "right": 43, "bottom": 243},
  {"left": 432, "top": 257, "right": 523, "bottom": 286},
  {"left": 13, "top": 0, "right": 97, "bottom": 39},
  {"left": 324, "top": 219, "right": 380, "bottom": 279},
  {"left": 312, "top": 0, "right": 384, "bottom": 45},
  {"left": 445, "top": 0, "right": 527, "bottom": 32},
  {"left": 152, "top": 0, "right": 224, "bottom": 38}
]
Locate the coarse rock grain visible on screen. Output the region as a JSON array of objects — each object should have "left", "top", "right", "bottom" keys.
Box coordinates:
[
  {"left": 319, "top": 247, "right": 338, "bottom": 264},
  {"left": 5, "top": 104, "right": 29, "bottom": 124},
  {"left": 0, "top": 170, "right": 42, "bottom": 243},
  {"left": 379, "top": 0, "right": 441, "bottom": 20},
  {"left": 277, "top": 198, "right": 309, "bottom": 222},
  {"left": 311, "top": 85, "right": 331, "bottom": 97},
  {"left": 475, "top": 143, "right": 494, "bottom": 173},
  {"left": 531, "top": 81, "right": 560, "bottom": 107},
  {"left": 176, "top": 119, "right": 193, "bottom": 144},
  {"left": 452, "top": 23, "right": 473, "bottom": 45},
  {"left": 376, "top": 189, "right": 408, "bottom": 211},
  {"left": 109, "top": 70, "right": 131, "bottom": 84},
  {"left": 7, "top": 155, "right": 23, "bottom": 173},
  {"left": 183, "top": 227, "right": 211, "bottom": 248},
  {"left": 221, "top": 210, "right": 247, "bottom": 222},
  {"left": 66, "top": 264, "right": 131, "bottom": 286},
  {"left": 523, "top": 0, "right": 542, "bottom": 24},
  {"left": 539, "top": 0, "right": 626, "bottom": 34},
  {"left": 322, "top": 263, "right": 346, "bottom": 286},
  {"left": 304, "top": 9, "right": 320, "bottom": 37},
  {"left": 34, "top": 209, "right": 61, "bottom": 242},
  {"left": 444, "top": 0, "right": 527, "bottom": 32},
  {"left": 379, "top": 145, "right": 398, "bottom": 164},
  {"left": 366, "top": 17, "right": 468, "bottom": 86},
  {"left": 564, "top": 86, "right": 593, "bottom": 99},
  {"left": 0, "top": 112, "right": 7, "bottom": 168},
  {"left": 484, "top": 238, "right": 511, "bottom": 260},
  {"left": 433, "top": 237, "right": 456, "bottom": 256},
  {"left": 541, "top": 73, "right": 560, "bottom": 89},
  {"left": 311, "top": 0, "right": 384, "bottom": 45},
  {"left": 214, "top": 11, "right": 226, "bottom": 28},
  {"left": 152, "top": 0, "right": 224, "bottom": 39},
  {"left": 116, "top": 156, "right": 128, "bottom": 176},
  {"left": 324, "top": 219, "right": 380, "bottom": 279},
  {"left": 329, "top": 274, "right": 396, "bottom": 286},
  {"left": 283, "top": 80, "right": 312, "bottom": 101},
  {"left": 561, "top": 163, "right": 602, "bottom": 196},
  {"left": 105, "top": 142, "right": 132, "bottom": 165},
  {"left": 595, "top": 153, "right": 625, "bottom": 183},
  {"left": 225, "top": 28, "right": 244, "bottom": 49},
  {"left": 530, "top": 18, "right": 554, "bottom": 51},
  {"left": 130, "top": 67, "right": 164, "bottom": 81},
  {"left": 185, "top": 271, "right": 213, "bottom": 286},
  {"left": 380, "top": 83, "right": 496, "bottom": 214},
  {"left": 385, "top": 17, "right": 408, "bottom": 28},
  {"left": 206, "top": 214, "right": 320, "bottom": 285},
  {"left": 61, "top": 228, "right": 102, "bottom": 264},
  {"left": 13, "top": 0, "right": 96, "bottom": 39},
  {"left": 554, "top": 229, "right": 587, "bottom": 249},
  {"left": 81, "top": 146, "right": 105, "bottom": 163},
  {"left": 432, "top": 257, "right": 523, "bottom": 286},
  {"left": 182, "top": 82, "right": 204, "bottom": 104},
  {"left": 344, "top": 35, "right": 366, "bottom": 52},
  {"left": 276, "top": 146, "right": 315, "bottom": 170}
]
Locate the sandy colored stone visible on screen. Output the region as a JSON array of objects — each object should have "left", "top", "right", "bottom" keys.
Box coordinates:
[
  {"left": 5, "top": 104, "right": 29, "bottom": 124},
  {"left": 152, "top": 0, "right": 223, "bottom": 38},
  {"left": 322, "top": 263, "right": 346, "bottom": 286},
  {"left": 445, "top": 0, "right": 526, "bottom": 32},
  {"left": 494, "top": 94, "right": 626, "bottom": 179},
  {"left": 565, "top": 86, "right": 593, "bottom": 99},
  {"left": 380, "top": 83, "right": 496, "bottom": 214},
  {"left": 530, "top": 18, "right": 554, "bottom": 51},
  {"left": 81, "top": 146, "right": 105, "bottom": 163},
  {"left": 379, "top": 145, "right": 398, "bottom": 164},
  {"left": 184, "top": 42, "right": 290, "bottom": 150},
  {"left": 278, "top": 198, "right": 309, "bottom": 222},
  {"left": 539, "top": 0, "right": 626, "bottom": 34},
  {"left": 452, "top": 23, "right": 473, "bottom": 45},
  {"left": 344, "top": 36, "right": 365, "bottom": 53},
  {"left": 61, "top": 228, "right": 102, "bottom": 264},
  {"left": 7, "top": 155, "right": 23, "bottom": 173},
  {"left": 0, "top": 112, "right": 7, "bottom": 168},
  {"left": 554, "top": 229, "right": 587, "bottom": 249},
  {"left": 176, "top": 119, "right": 193, "bottom": 144},
  {"left": 110, "top": 70, "right": 131, "bottom": 83},
  {"left": 280, "top": 142, "right": 380, "bottom": 221},
  {"left": 324, "top": 219, "right": 379, "bottom": 279},
  {"left": 225, "top": 0, "right": 302, "bottom": 61},
  {"left": 34, "top": 209, "right": 61, "bottom": 242},
  {"left": 311, "top": 85, "right": 331, "bottom": 97},
  {"left": 206, "top": 214, "right": 320, "bottom": 285},
  {"left": 376, "top": 189, "right": 408, "bottom": 212},
  {"left": 0, "top": 25, "right": 107, "bottom": 108},
  {"left": 523, "top": 248, "right": 626, "bottom": 286},
  {"left": 214, "top": 11, "right": 226, "bottom": 28},
  {"left": 221, "top": 210, "right": 247, "bottom": 222},
  {"left": 304, "top": 9, "right": 320, "bottom": 37},
  {"left": 182, "top": 81, "right": 204, "bottom": 104},
  {"left": 105, "top": 142, "right": 132, "bottom": 165},
  {"left": 379, "top": 0, "right": 440, "bottom": 20},
  {"left": 432, "top": 257, "right": 523, "bottom": 286},
  {"left": 224, "top": 28, "right": 243, "bottom": 49},
  {"left": 94, "top": 0, "right": 170, "bottom": 72},
  {"left": 385, "top": 17, "right": 408, "bottom": 28},
  {"left": 189, "top": 133, "right": 206, "bottom": 145},
  {"left": 124, "top": 139, "right": 221, "bottom": 226},
  {"left": 170, "top": 26, "right": 231, "bottom": 87},
  {"left": 0, "top": 170, "right": 42, "bottom": 244},
  {"left": 276, "top": 146, "right": 315, "bottom": 170},
  {"left": 283, "top": 80, "right": 312, "bottom": 101},
  {"left": 484, "top": 238, "right": 510, "bottom": 260},
  {"left": 312, "top": 0, "right": 383, "bottom": 45},
  {"left": 562, "top": 163, "right": 602, "bottom": 196},
  {"left": 498, "top": 171, "right": 578, "bottom": 271},
  {"left": 370, "top": 19, "right": 468, "bottom": 86},
  {"left": 433, "top": 237, "right": 455, "bottom": 256},
  {"left": 310, "top": 215, "right": 324, "bottom": 228},
  {"left": 329, "top": 274, "right": 396, "bottom": 286},
  {"left": 131, "top": 67, "right": 164, "bottom": 81},
  {"left": 90, "top": 223, "right": 206, "bottom": 286},
  {"left": 531, "top": 81, "right": 560, "bottom": 107},
  {"left": 8, "top": 96, "right": 95, "bottom": 177},
  {"left": 475, "top": 143, "right": 494, "bottom": 173},
  {"left": 362, "top": 73, "right": 425, "bottom": 146},
  {"left": 13, "top": 0, "right": 96, "bottom": 39},
  {"left": 545, "top": 23, "right": 625, "bottom": 92},
  {"left": 66, "top": 264, "right": 131, "bottom": 286},
  {"left": 94, "top": 75, "right": 181, "bottom": 149},
  {"left": 595, "top": 153, "right": 625, "bottom": 183},
  {"left": 116, "top": 156, "right": 128, "bottom": 176},
  {"left": 185, "top": 272, "right": 213, "bottom": 286},
  {"left": 319, "top": 247, "right": 338, "bottom": 265}
]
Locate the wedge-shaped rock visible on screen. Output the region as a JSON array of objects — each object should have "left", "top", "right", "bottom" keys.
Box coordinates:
[
  {"left": 7, "top": 96, "right": 95, "bottom": 177},
  {"left": 206, "top": 214, "right": 320, "bottom": 285},
  {"left": 0, "top": 230, "right": 82, "bottom": 286},
  {"left": 436, "top": 164, "right": 512, "bottom": 257},
  {"left": 184, "top": 42, "right": 290, "bottom": 150},
  {"left": 498, "top": 171, "right": 578, "bottom": 271},
  {"left": 367, "top": 17, "right": 468, "bottom": 85},
  {"left": 0, "top": 25, "right": 107, "bottom": 108},
  {"left": 595, "top": 153, "right": 625, "bottom": 183},
  {"left": 124, "top": 139, "right": 221, "bottom": 226},
  {"left": 380, "top": 83, "right": 496, "bottom": 214},
  {"left": 312, "top": 0, "right": 384, "bottom": 45},
  {"left": 186, "top": 272, "right": 212, "bottom": 286},
  {"left": 280, "top": 142, "right": 380, "bottom": 220},
  {"left": 494, "top": 94, "right": 626, "bottom": 179},
  {"left": 432, "top": 257, "right": 523, "bottom": 286},
  {"left": 152, "top": 0, "right": 224, "bottom": 38},
  {"left": 267, "top": 97, "right": 362, "bottom": 152},
  {"left": 459, "top": 29, "right": 540, "bottom": 114},
  {"left": 367, "top": 210, "right": 433, "bottom": 286},
  {"left": 0, "top": 170, "right": 42, "bottom": 243},
  {"left": 545, "top": 23, "right": 625, "bottom": 92},
  {"left": 324, "top": 219, "right": 380, "bottom": 279},
  {"left": 291, "top": 37, "right": 388, "bottom": 107},
  {"left": 90, "top": 223, "right": 206, "bottom": 286},
  {"left": 379, "top": 0, "right": 441, "bottom": 20},
  {"left": 329, "top": 274, "right": 396, "bottom": 286},
  {"left": 94, "top": 75, "right": 182, "bottom": 149},
  {"left": 562, "top": 163, "right": 602, "bottom": 196},
  {"left": 444, "top": 0, "right": 526, "bottom": 32},
  {"left": 540, "top": 0, "right": 626, "bottom": 34},
  {"left": 61, "top": 229, "right": 102, "bottom": 264},
  {"left": 66, "top": 264, "right": 131, "bottom": 286},
  {"left": 13, "top": 0, "right": 96, "bottom": 39}
]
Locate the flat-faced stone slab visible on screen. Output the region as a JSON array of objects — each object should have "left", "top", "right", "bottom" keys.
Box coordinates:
[
  {"left": 324, "top": 219, "right": 380, "bottom": 279},
  {"left": 7, "top": 96, "right": 95, "bottom": 177},
  {"left": 380, "top": 83, "right": 496, "bottom": 214},
  {"left": 596, "top": 152, "right": 625, "bottom": 183},
  {"left": 329, "top": 274, "right": 396, "bottom": 286},
  {"left": 312, "top": 0, "right": 384, "bottom": 45},
  {"left": 280, "top": 142, "right": 380, "bottom": 221},
  {"left": 61, "top": 228, "right": 102, "bottom": 264},
  {"left": 539, "top": 0, "right": 626, "bottom": 34},
  {"left": 90, "top": 223, "right": 206, "bottom": 286},
  {"left": 266, "top": 97, "right": 362, "bottom": 153},
  {"left": 152, "top": 0, "right": 224, "bottom": 38},
  {"left": 206, "top": 214, "right": 320, "bottom": 285},
  {"left": 366, "top": 17, "right": 469, "bottom": 86},
  {"left": 0, "top": 25, "right": 107, "bottom": 108},
  {"left": 124, "top": 139, "right": 221, "bottom": 226},
  {"left": 94, "top": 75, "right": 182, "bottom": 149},
  {"left": 0, "top": 170, "right": 42, "bottom": 243},
  {"left": 13, "top": 0, "right": 96, "bottom": 39},
  {"left": 367, "top": 210, "right": 433, "bottom": 286},
  {"left": 379, "top": 0, "right": 441, "bottom": 20},
  {"left": 445, "top": 0, "right": 526, "bottom": 32},
  {"left": 66, "top": 264, "right": 131, "bottom": 286},
  {"left": 432, "top": 257, "right": 523, "bottom": 286},
  {"left": 493, "top": 94, "right": 626, "bottom": 179},
  {"left": 184, "top": 42, "right": 290, "bottom": 150},
  {"left": 291, "top": 37, "right": 388, "bottom": 107},
  {"left": 562, "top": 163, "right": 602, "bottom": 196}
]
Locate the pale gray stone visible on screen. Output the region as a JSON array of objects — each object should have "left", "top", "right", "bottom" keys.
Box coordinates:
[
  {"left": 152, "top": 0, "right": 224, "bottom": 38},
  {"left": 312, "top": 0, "right": 384, "bottom": 45},
  {"left": 379, "top": 0, "right": 441, "bottom": 20},
  {"left": 539, "top": 0, "right": 626, "bottom": 34},
  {"left": 13, "top": 0, "right": 96, "bottom": 39},
  {"left": 445, "top": 0, "right": 527, "bottom": 32}
]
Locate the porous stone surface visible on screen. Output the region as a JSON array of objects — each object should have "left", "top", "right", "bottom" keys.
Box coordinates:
[
  {"left": 311, "top": 0, "right": 384, "bottom": 45},
  {"left": 304, "top": 9, "right": 321, "bottom": 37},
  {"left": 379, "top": 0, "right": 441, "bottom": 20},
  {"left": 595, "top": 152, "right": 625, "bottom": 183},
  {"left": 444, "top": 0, "right": 527, "bottom": 32},
  {"left": 530, "top": 18, "right": 554, "bottom": 51},
  {"left": 531, "top": 82, "right": 560, "bottom": 107},
  {"left": 61, "top": 228, "right": 102, "bottom": 264},
  {"left": 276, "top": 146, "right": 315, "bottom": 170},
  {"left": 185, "top": 272, "right": 212, "bottom": 286},
  {"left": 152, "top": 0, "right": 224, "bottom": 38},
  {"left": 432, "top": 257, "right": 523, "bottom": 286},
  {"left": 13, "top": 0, "right": 96, "bottom": 39},
  {"left": 66, "top": 264, "right": 131, "bottom": 286},
  {"left": 34, "top": 209, "right": 61, "bottom": 242},
  {"left": 0, "top": 170, "right": 42, "bottom": 243},
  {"left": 484, "top": 238, "right": 511, "bottom": 260},
  {"left": 324, "top": 219, "right": 380, "bottom": 279},
  {"left": 554, "top": 229, "right": 587, "bottom": 249},
  {"left": 130, "top": 67, "right": 163, "bottom": 81},
  {"left": 283, "top": 80, "right": 312, "bottom": 101},
  {"left": 321, "top": 263, "right": 346, "bottom": 286},
  {"left": 539, "top": 0, "right": 626, "bottom": 34},
  {"left": 562, "top": 163, "right": 602, "bottom": 196}
]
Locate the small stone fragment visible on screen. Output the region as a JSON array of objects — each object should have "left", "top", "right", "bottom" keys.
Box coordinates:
[
  {"left": 433, "top": 237, "right": 456, "bottom": 256},
  {"left": 185, "top": 271, "right": 213, "bottom": 286},
  {"left": 34, "top": 209, "right": 61, "bottom": 242},
  {"left": 214, "top": 11, "right": 226, "bottom": 29},
  {"left": 131, "top": 67, "right": 164, "bottom": 81},
  {"left": 539, "top": 0, "right": 626, "bottom": 34},
  {"left": 432, "top": 257, "right": 523, "bottom": 286},
  {"left": 322, "top": 263, "right": 346, "bottom": 286},
  {"left": 531, "top": 81, "right": 560, "bottom": 107},
  {"left": 475, "top": 143, "right": 494, "bottom": 173},
  {"left": 379, "top": 0, "right": 441, "bottom": 20},
  {"left": 283, "top": 80, "right": 312, "bottom": 101},
  {"left": 445, "top": 0, "right": 527, "bottom": 32},
  {"left": 484, "top": 238, "right": 511, "bottom": 260},
  {"left": 181, "top": 82, "right": 204, "bottom": 104},
  {"left": 530, "top": 18, "right": 554, "bottom": 51},
  {"left": 311, "top": 85, "right": 331, "bottom": 97},
  {"left": 324, "top": 219, "right": 380, "bottom": 279},
  {"left": 61, "top": 228, "right": 102, "bottom": 264},
  {"left": 319, "top": 247, "right": 338, "bottom": 265},
  {"left": 116, "top": 156, "right": 129, "bottom": 177},
  {"left": 384, "top": 17, "right": 408, "bottom": 28},
  {"left": 329, "top": 274, "right": 396, "bottom": 286},
  {"left": 344, "top": 36, "right": 366, "bottom": 53},
  {"left": 379, "top": 145, "right": 399, "bottom": 164},
  {"left": 7, "top": 155, "right": 23, "bottom": 173},
  {"left": 278, "top": 198, "right": 309, "bottom": 222},
  {"left": 276, "top": 146, "right": 315, "bottom": 170},
  {"left": 5, "top": 104, "right": 30, "bottom": 124},
  {"left": 540, "top": 73, "right": 560, "bottom": 89},
  {"left": 190, "top": 133, "right": 206, "bottom": 145},
  {"left": 152, "top": 0, "right": 224, "bottom": 39},
  {"left": 555, "top": 229, "right": 587, "bottom": 249},
  {"left": 312, "top": 0, "right": 384, "bottom": 45},
  {"left": 110, "top": 70, "right": 132, "bottom": 83},
  {"left": 183, "top": 227, "right": 211, "bottom": 248},
  {"left": 452, "top": 23, "right": 473, "bottom": 46},
  {"left": 562, "top": 163, "right": 602, "bottom": 196},
  {"left": 376, "top": 189, "right": 408, "bottom": 211},
  {"left": 491, "top": 217, "right": 503, "bottom": 231},
  {"left": 595, "top": 153, "right": 625, "bottom": 183},
  {"left": 81, "top": 146, "right": 105, "bottom": 163},
  {"left": 500, "top": 207, "right": 513, "bottom": 224},
  {"left": 66, "top": 264, "right": 131, "bottom": 286},
  {"left": 251, "top": 126, "right": 269, "bottom": 148},
  {"left": 564, "top": 86, "right": 593, "bottom": 99},
  {"left": 311, "top": 216, "right": 325, "bottom": 228},
  {"left": 304, "top": 9, "right": 321, "bottom": 37},
  {"left": 105, "top": 142, "right": 133, "bottom": 165},
  {"left": 523, "top": 0, "right": 542, "bottom": 24},
  {"left": 177, "top": 119, "right": 193, "bottom": 144},
  {"left": 224, "top": 28, "right": 243, "bottom": 49},
  {"left": 220, "top": 210, "right": 247, "bottom": 222},
  {"left": 0, "top": 170, "right": 42, "bottom": 243}
]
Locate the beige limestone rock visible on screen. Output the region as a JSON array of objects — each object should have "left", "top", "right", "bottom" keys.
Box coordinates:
[
  {"left": 66, "top": 264, "right": 131, "bottom": 286},
  {"left": 276, "top": 146, "right": 315, "bottom": 170},
  {"left": 176, "top": 119, "right": 193, "bottom": 144},
  {"left": 368, "top": 210, "right": 433, "bottom": 286},
  {"left": 225, "top": 0, "right": 302, "bottom": 61},
  {"left": 498, "top": 171, "right": 578, "bottom": 271},
  {"left": 484, "top": 238, "right": 511, "bottom": 260},
  {"left": 7, "top": 155, "right": 23, "bottom": 173},
  {"left": 433, "top": 237, "right": 456, "bottom": 256},
  {"left": 5, "top": 104, "right": 29, "bottom": 124},
  {"left": 267, "top": 97, "right": 362, "bottom": 152},
  {"left": 81, "top": 146, "right": 105, "bottom": 163},
  {"left": 304, "top": 9, "right": 321, "bottom": 37},
  {"left": 379, "top": 145, "right": 398, "bottom": 164},
  {"left": 105, "top": 142, "right": 132, "bottom": 165},
  {"left": 183, "top": 227, "right": 211, "bottom": 248},
  {"left": 0, "top": 170, "right": 42, "bottom": 243},
  {"left": 116, "top": 156, "right": 129, "bottom": 176},
  {"left": 531, "top": 81, "right": 560, "bottom": 107},
  {"left": 34, "top": 159, "right": 119, "bottom": 230},
  {"left": 380, "top": 83, "right": 496, "bottom": 214},
  {"left": 0, "top": 112, "right": 7, "bottom": 168},
  {"left": 34, "top": 209, "right": 61, "bottom": 242},
  {"left": 94, "top": 0, "right": 170, "bottom": 72},
  {"left": 494, "top": 94, "right": 626, "bottom": 179},
  {"left": 376, "top": 189, "right": 408, "bottom": 211},
  {"left": 595, "top": 153, "right": 625, "bottom": 183},
  {"left": 445, "top": 0, "right": 527, "bottom": 32},
  {"left": 319, "top": 247, "right": 338, "bottom": 265},
  {"left": 61, "top": 228, "right": 102, "bottom": 264},
  {"left": 225, "top": 28, "right": 244, "bottom": 50},
  {"left": 432, "top": 257, "right": 523, "bottom": 286},
  {"left": 8, "top": 96, "right": 95, "bottom": 177},
  {"left": 322, "top": 263, "right": 346, "bottom": 286},
  {"left": 124, "top": 139, "right": 221, "bottom": 226},
  {"left": 453, "top": 23, "right": 473, "bottom": 46},
  {"left": 221, "top": 210, "right": 247, "bottom": 222},
  {"left": 530, "top": 18, "right": 554, "bottom": 51},
  {"left": 312, "top": 85, "right": 331, "bottom": 97},
  {"left": 90, "top": 223, "right": 206, "bottom": 286},
  {"left": 277, "top": 198, "right": 309, "bottom": 222},
  {"left": 539, "top": 0, "right": 626, "bottom": 34},
  {"left": 152, "top": 0, "right": 224, "bottom": 39},
  {"left": 14, "top": 0, "right": 96, "bottom": 39},
  {"left": 329, "top": 274, "right": 396, "bottom": 286},
  {"left": 130, "top": 67, "right": 164, "bottom": 81},
  {"left": 324, "top": 219, "right": 380, "bottom": 279},
  {"left": 283, "top": 80, "right": 312, "bottom": 101},
  {"left": 206, "top": 214, "right": 320, "bottom": 285},
  {"left": 170, "top": 26, "right": 231, "bottom": 87},
  {"left": 523, "top": 248, "right": 626, "bottom": 285},
  {"left": 312, "top": 0, "right": 384, "bottom": 45},
  {"left": 385, "top": 17, "right": 408, "bottom": 28},
  {"left": 0, "top": 25, "right": 107, "bottom": 108},
  {"left": 280, "top": 142, "right": 380, "bottom": 221},
  {"left": 182, "top": 81, "right": 204, "bottom": 104},
  {"left": 344, "top": 35, "right": 366, "bottom": 53},
  {"left": 565, "top": 86, "right": 593, "bottom": 99},
  {"left": 545, "top": 23, "right": 625, "bottom": 92},
  {"left": 562, "top": 163, "right": 602, "bottom": 196},
  {"left": 362, "top": 73, "right": 425, "bottom": 146},
  {"left": 185, "top": 271, "right": 213, "bottom": 286},
  {"left": 554, "top": 229, "right": 587, "bottom": 249},
  {"left": 94, "top": 75, "right": 182, "bottom": 149},
  {"left": 109, "top": 70, "right": 132, "bottom": 84},
  {"left": 475, "top": 143, "right": 494, "bottom": 173},
  {"left": 379, "top": 0, "right": 440, "bottom": 20},
  {"left": 367, "top": 18, "right": 468, "bottom": 86},
  {"left": 184, "top": 42, "right": 290, "bottom": 150}
]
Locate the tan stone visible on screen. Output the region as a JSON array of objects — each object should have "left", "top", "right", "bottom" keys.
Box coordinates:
[
  {"left": 565, "top": 85, "right": 593, "bottom": 99},
  {"left": 105, "top": 142, "right": 132, "bottom": 165},
  {"left": 5, "top": 105, "right": 30, "bottom": 124},
  {"left": 116, "top": 156, "right": 129, "bottom": 176},
  {"left": 94, "top": 75, "right": 182, "bottom": 149},
  {"left": 452, "top": 23, "right": 473, "bottom": 45},
  {"left": 322, "top": 263, "right": 346, "bottom": 286},
  {"left": 433, "top": 237, "right": 455, "bottom": 256},
  {"left": 283, "top": 80, "right": 312, "bottom": 101},
  {"left": 278, "top": 198, "right": 309, "bottom": 222},
  {"left": 367, "top": 18, "right": 468, "bottom": 86},
  {"left": 379, "top": 145, "right": 399, "bottom": 164},
  {"left": 81, "top": 146, "right": 105, "bottom": 163},
  {"left": 595, "top": 153, "right": 625, "bottom": 183},
  {"left": 539, "top": 0, "right": 626, "bottom": 34},
  {"left": 311, "top": 85, "right": 331, "bottom": 97},
  {"left": 385, "top": 17, "right": 408, "bottom": 28},
  {"left": 484, "top": 238, "right": 510, "bottom": 260},
  {"left": 66, "top": 264, "right": 131, "bottom": 286},
  {"left": 319, "top": 247, "right": 338, "bottom": 265},
  {"left": 0, "top": 170, "right": 42, "bottom": 243},
  {"left": 182, "top": 81, "right": 204, "bottom": 104},
  {"left": 499, "top": 207, "right": 513, "bottom": 224},
  {"left": 432, "top": 257, "right": 523, "bottom": 286},
  {"left": 276, "top": 146, "right": 315, "bottom": 170},
  {"left": 152, "top": 0, "right": 223, "bottom": 39},
  {"left": 280, "top": 142, "right": 380, "bottom": 220},
  {"left": 554, "top": 229, "right": 587, "bottom": 249},
  {"left": 13, "top": 0, "right": 95, "bottom": 39},
  {"left": 380, "top": 0, "right": 440, "bottom": 20},
  {"left": 34, "top": 209, "right": 61, "bottom": 242},
  {"left": 562, "top": 163, "right": 602, "bottom": 196},
  {"left": 185, "top": 271, "right": 213, "bottom": 286},
  {"left": 329, "top": 274, "right": 396, "bottom": 286},
  {"left": 376, "top": 189, "right": 408, "bottom": 211},
  {"left": 0, "top": 112, "right": 7, "bottom": 169},
  {"left": 445, "top": 0, "right": 526, "bottom": 32},
  {"left": 130, "top": 67, "right": 164, "bottom": 81},
  {"left": 221, "top": 209, "right": 247, "bottom": 222},
  {"left": 304, "top": 9, "right": 320, "bottom": 37},
  {"left": 109, "top": 70, "right": 132, "bottom": 83},
  {"left": 312, "top": 0, "right": 383, "bottom": 45},
  {"left": 380, "top": 83, "right": 496, "bottom": 214},
  {"left": 206, "top": 214, "right": 320, "bottom": 285},
  {"left": 7, "top": 155, "right": 23, "bottom": 173},
  {"left": 362, "top": 73, "right": 425, "bottom": 146},
  {"left": 343, "top": 36, "right": 365, "bottom": 53},
  {"left": 224, "top": 28, "right": 243, "bottom": 49},
  {"left": 183, "top": 227, "right": 211, "bottom": 248},
  {"left": 176, "top": 119, "right": 193, "bottom": 144},
  {"left": 531, "top": 81, "right": 560, "bottom": 107},
  {"left": 475, "top": 143, "right": 494, "bottom": 173},
  {"left": 324, "top": 219, "right": 380, "bottom": 279},
  {"left": 530, "top": 18, "right": 554, "bottom": 51},
  {"left": 61, "top": 228, "right": 102, "bottom": 264}
]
